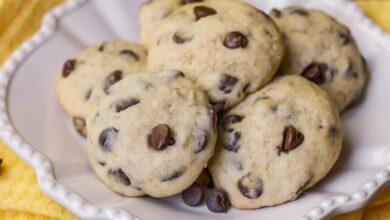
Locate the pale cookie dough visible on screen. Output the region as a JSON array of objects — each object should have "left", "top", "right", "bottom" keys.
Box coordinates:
[
  {"left": 56, "top": 40, "right": 146, "bottom": 136},
  {"left": 270, "top": 7, "right": 368, "bottom": 111},
  {"left": 209, "top": 75, "right": 342, "bottom": 209},
  {"left": 87, "top": 70, "right": 217, "bottom": 197},
  {"left": 147, "top": 0, "right": 284, "bottom": 111}
]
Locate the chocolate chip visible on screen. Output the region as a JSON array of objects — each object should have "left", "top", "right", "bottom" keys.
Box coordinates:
[
  {"left": 271, "top": 8, "right": 282, "bottom": 18},
  {"left": 238, "top": 173, "right": 263, "bottom": 199},
  {"left": 279, "top": 126, "right": 304, "bottom": 154},
  {"left": 73, "top": 117, "right": 87, "bottom": 137},
  {"left": 223, "top": 32, "right": 248, "bottom": 49},
  {"left": 181, "top": 0, "right": 203, "bottom": 4},
  {"left": 224, "top": 131, "right": 241, "bottom": 152},
  {"left": 108, "top": 169, "right": 131, "bottom": 185},
  {"left": 210, "top": 100, "right": 225, "bottom": 113},
  {"left": 173, "top": 33, "right": 192, "bottom": 44},
  {"left": 196, "top": 169, "right": 214, "bottom": 188},
  {"left": 162, "top": 170, "right": 183, "bottom": 182},
  {"left": 85, "top": 89, "right": 92, "bottom": 101},
  {"left": 195, "top": 132, "right": 208, "bottom": 153},
  {"left": 147, "top": 124, "right": 175, "bottom": 151},
  {"left": 194, "top": 6, "right": 217, "bottom": 21},
  {"left": 104, "top": 70, "right": 123, "bottom": 94},
  {"left": 182, "top": 183, "right": 204, "bottom": 207},
  {"left": 290, "top": 9, "right": 309, "bottom": 16},
  {"left": 301, "top": 62, "right": 326, "bottom": 84},
  {"left": 338, "top": 31, "right": 351, "bottom": 46},
  {"left": 62, "top": 59, "right": 76, "bottom": 77},
  {"left": 219, "top": 74, "right": 238, "bottom": 94},
  {"left": 119, "top": 50, "right": 140, "bottom": 61},
  {"left": 208, "top": 105, "right": 217, "bottom": 128},
  {"left": 115, "top": 98, "right": 140, "bottom": 113},
  {"left": 98, "top": 161, "right": 106, "bottom": 166},
  {"left": 99, "top": 127, "right": 118, "bottom": 152},
  {"left": 223, "top": 115, "right": 244, "bottom": 132},
  {"left": 206, "top": 189, "right": 230, "bottom": 213}
]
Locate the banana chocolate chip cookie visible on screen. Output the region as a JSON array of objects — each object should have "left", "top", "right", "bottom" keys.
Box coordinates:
[
  {"left": 270, "top": 7, "right": 368, "bottom": 111},
  {"left": 87, "top": 70, "right": 217, "bottom": 197},
  {"left": 147, "top": 0, "right": 284, "bottom": 111},
  {"left": 56, "top": 40, "right": 146, "bottom": 136},
  {"left": 209, "top": 75, "right": 342, "bottom": 209}
]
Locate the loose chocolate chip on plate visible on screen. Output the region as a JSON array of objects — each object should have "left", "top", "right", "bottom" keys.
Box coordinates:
[
  {"left": 195, "top": 132, "right": 208, "bottom": 153},
  {"left": 338, "top": 31, "right": 351, "bottom": 46},
  {"left": 62, "top": 59, "right": 76, "bottom": 77},
  {"left": 182, "top": 183, "right": 204, "bottom": 207},
  {"left": 109, "top": 169, "right": 131, "bottom": 186},
  {"left": 301, "top": 62, "right": 327, "bottom": 84},
  {"left": 270, "top": 8, "right": 282, "bottom": 18},
  {"left": 219, "top": 74, "right": 238, "bottom": 94},
  {"left": 173, "top": 33, "right": 193, "bottom": 44},
  {"left": 104, "top": 70, "right": 123, "bottom": 94},
  {"left": 223, "top": 115, "right": 244, "bottom": 132},
  {"left": 224, "top": 131, "right": 241, "bottom": 152},
  {"left": 238, "top": 173, "right": 263, "bottom": 199},
  {"left": 194, "top": 6, "right": 217, "bottom": 21},
  {"left": 99, "top": 127, "right": 118, "bottom": 152},
  {"left": 207, "top": 189, "right": 231, "bottom": 213},
  {"left": 148, "top": 124, "right": 175, "bottom": 151},
  {"left": 181, "top": 0, "right": 203, "bottom": 4},
  {"left": 223, "top": 32, "right": 248, "bottom": 49},
  {"left": 119, "top": 50, "right": 140, "bottom": 61},
  {"left": 279, "top": 125, "right": 304, "bottom": 154},
  {"left": 115, "top": 98, "right": 140, "bottom": 113},
  {"left": 162, "top": 170, "right": 183, "bottom": 182},
  {"left": 73, "top": 117, "right": 87, "bottom": 137},
  {"left": 290, "top": 9, "right": 309, "bottom": 16}
]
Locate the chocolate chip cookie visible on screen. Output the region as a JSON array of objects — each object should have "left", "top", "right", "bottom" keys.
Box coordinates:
[
  {"left": 56, "top": 40, "right": 146, "bottom": 136},
  {"left": 208, "top": 75, "right": 342, "bottom": 209},
  {"left": 270, "top": 7, "right": 368, "bottom": 111},
  {"left": 87, "top": 70, "right": 217, "bottom": 197},
  {"left": 147, "top": 0, "right": 285, "bottom": 111}
]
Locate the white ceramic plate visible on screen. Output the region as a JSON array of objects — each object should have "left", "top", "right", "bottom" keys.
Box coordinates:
[{"left": 1, "top": 0, "right": 390, "bottom": 219}]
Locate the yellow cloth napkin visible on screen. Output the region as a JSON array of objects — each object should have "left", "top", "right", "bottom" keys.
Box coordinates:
[{"left": 0, "top": 0, "right": 389, "bottom": 219}]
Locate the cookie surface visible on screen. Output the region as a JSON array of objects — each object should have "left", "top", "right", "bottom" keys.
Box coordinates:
[
  {"left": 147, "top": 0, "right": 284, "bottom": 111},
  {"left": 208, "top": 75, "right": 342, "bottom": 209},
  {"left": 87, "top": 70, "right": 217, "bottom": 197},
  {"left": 270, "top": 7, "right": 368, "bottom": 111},
  {"left": 56, "top": 40, "right": 146, "bottom": 136}
]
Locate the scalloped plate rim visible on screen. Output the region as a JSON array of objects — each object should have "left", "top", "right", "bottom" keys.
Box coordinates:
[{"left": 0, "top": 0, "right": 390, "bottom": 219}]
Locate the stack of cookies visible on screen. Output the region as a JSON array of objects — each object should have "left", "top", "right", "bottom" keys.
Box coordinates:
[{"left": 56, "top": 0, "right": 368, "bottom": 213}]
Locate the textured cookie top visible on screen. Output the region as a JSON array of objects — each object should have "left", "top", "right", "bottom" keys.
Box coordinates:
[
  {"left": 87, "top": 70, "right": 217, "bottom": 197},
  {"left": 56, "top": 40, "right": 146, "bottom": 120},
  {"left": 270, "top": 7, "right": 368, "bottom": 111},
  {"left": 147, "top": 0, "right": 284, "bottom": 111},
  {"left": 209, "top": 75, "right": 342, "bottom": 209}
]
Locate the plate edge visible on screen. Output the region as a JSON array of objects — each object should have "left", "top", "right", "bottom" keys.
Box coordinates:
[{"left": 0, "top": 0, "right": 388, "bottom": 220}]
